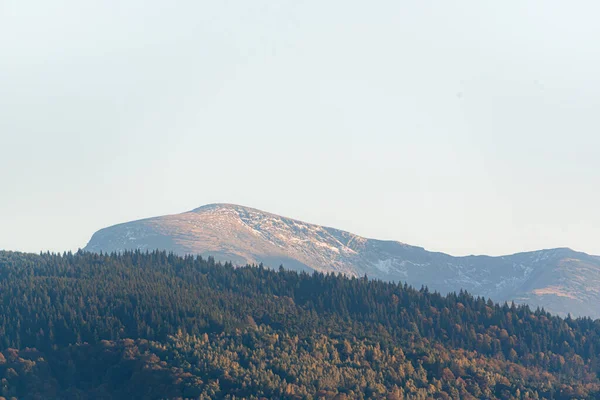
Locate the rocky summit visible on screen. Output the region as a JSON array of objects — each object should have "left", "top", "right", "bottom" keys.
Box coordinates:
[{"left": 85, "top": 203, "right": 600, "bottom": 318}]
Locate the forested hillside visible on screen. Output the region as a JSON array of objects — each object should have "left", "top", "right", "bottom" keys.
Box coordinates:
[{"left": 0, "top": 250, "right": 599, "bottom": 399}]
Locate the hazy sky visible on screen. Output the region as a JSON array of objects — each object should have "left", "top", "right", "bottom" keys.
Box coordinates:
[{"left": 1, "top": 1, "right": 599, "bottom": 256}]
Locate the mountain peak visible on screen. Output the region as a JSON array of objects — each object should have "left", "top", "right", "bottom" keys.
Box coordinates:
[
  {"left": 190, "top": 203, "right": 276, "bottom": 216},
  {"left": 84, "top": 205, "right": 600, "bottom": 319},
  {"left": 192, "top": 203, "right": 249, "bottom": 211}
]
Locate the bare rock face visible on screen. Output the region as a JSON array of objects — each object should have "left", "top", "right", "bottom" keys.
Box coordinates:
[{"left": 85, "top": 203, "right": 600, "bottom": 318}]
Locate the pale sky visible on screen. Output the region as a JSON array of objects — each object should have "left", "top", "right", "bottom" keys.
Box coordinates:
[{"left": 1, "top": 1, "right": 599, "bottom": 256}]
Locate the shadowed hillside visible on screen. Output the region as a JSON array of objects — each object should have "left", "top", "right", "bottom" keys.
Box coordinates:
[{"left": 1, "top": 250, "right": 600, "bottom": 399}]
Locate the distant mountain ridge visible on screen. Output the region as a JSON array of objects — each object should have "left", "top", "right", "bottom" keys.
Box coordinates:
[{"left": 85, "top": 203, "right": 600, "bottom": 318}]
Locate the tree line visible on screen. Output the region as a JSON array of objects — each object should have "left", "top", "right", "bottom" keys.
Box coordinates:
[{"left": 0, "top": 250, "right": 599, "bottom": 399}]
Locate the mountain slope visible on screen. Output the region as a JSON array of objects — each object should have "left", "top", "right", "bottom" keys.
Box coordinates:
[
  {"left": 85, "top": 203, "right": 600, "bottom": 318},
  {"left": 3, "top": 251, "right": 600, "bottom": 398}
]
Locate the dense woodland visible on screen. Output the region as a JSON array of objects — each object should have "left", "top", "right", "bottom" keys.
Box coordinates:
[{"left": 0, "top": 250, "right": 599, "bottom": 399}]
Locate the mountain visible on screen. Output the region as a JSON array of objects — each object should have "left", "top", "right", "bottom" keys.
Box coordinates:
[{"left": 85, "top": 203, "right": 600, "bottom": 319}]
